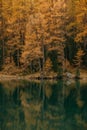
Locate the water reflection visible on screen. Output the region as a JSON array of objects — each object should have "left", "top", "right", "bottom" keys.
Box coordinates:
[{"left": 0, "top": 80, "right": 87, "bottom": 130}]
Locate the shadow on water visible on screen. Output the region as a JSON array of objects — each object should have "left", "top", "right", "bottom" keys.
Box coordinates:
[{"left": 0, "top": 79, "right": 87, "bottom": 130}]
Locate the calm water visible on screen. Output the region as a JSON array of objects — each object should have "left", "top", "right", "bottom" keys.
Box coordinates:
[{"left": 0, "top": 80, "right": 87, "bottom": 130}]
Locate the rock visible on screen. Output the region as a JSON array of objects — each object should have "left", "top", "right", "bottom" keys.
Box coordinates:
[
  {"left": 66, "top": 72, "right": 73, "bottom": 78},
  {"left": 66, "top": 80, "right": 73, "bottom": 85}
]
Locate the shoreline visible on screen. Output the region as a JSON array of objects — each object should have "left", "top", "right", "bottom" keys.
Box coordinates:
[{"left": 0, "top": 72, "right": 87, "bottom": 81}]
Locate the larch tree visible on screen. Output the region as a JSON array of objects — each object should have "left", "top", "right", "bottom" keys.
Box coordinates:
[
  {"left": 22, "top": 0, "right": 67, "bottom": 75},
  {"left": 75, "top": 0, "right": 87, "bottom": 66},
  {"left": 75, "top": 0, "right": 87, "bottom": 48},
  {"left": 46, "top": 0, "right": 67, "bottom": 74},
  {"left": 74, "top": 48, "right": 85, "bottom": 78},
  {"left": 0, "top": 0, "right": 7, "bottom": 68},
  {"left": 3, "top": 0, "right": 28, "bottom": 67},
  {"left": 65, "top": 0, "right": 77, "bottom": 65},
  {"left": 0, "top": 0, "right": 3, "bottom": 69},
  {"left": 21, "top": 0, "right": 43, "bottom": 73},
  {"left": 74, "top": 48, "right": 85, "bottom": 68}
]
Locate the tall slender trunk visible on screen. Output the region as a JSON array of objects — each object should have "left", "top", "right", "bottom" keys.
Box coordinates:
[
  {"left": 10, "top": 52, "right": 13, "bottom": 63},
  {"left": 17, "top": 49, "right": 20, "bottom": 67},
  {"left": 42, "top": 40, "right": 45, "bottom": 72},
  {"left": 41, "top": 36, "right": 45, "bottom": 79},
  {"left": 2, "top": 39, "right": 5, "bottom": 65},
  {"left": 39, "top": 58, "right": 42, "bottom": 75},
  {"left": 0, "top": 0, "right": 5, "bottom": 65},
  {"left": 2, "top": 16, "right": 5, "bottom": 65}
]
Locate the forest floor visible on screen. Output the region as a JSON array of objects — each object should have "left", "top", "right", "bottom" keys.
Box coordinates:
[{"left": 0, "top": 69, "right": 87, "bottom": 81}]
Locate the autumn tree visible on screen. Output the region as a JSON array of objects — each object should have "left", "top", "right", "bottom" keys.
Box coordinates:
[
  {"left": 75, "top": 0, "right": 87, "bottom": 66},
  {"left": 75, "top": 0, "right": 87, "bottom": 47},
  {"left": 48, "top": 0, "right": 67, "bottom": 74},
  {"left": 65, "top": 0, "right": 77, "bottom": 65},
  {"left": 22, "top": 0, "right": 67, "bottom": 75},
  {"left": 44, "top": 57, "right": 52, "bottom": 74},
  {"left": 74, "top": 48, "right": 85, "bottom": 78},
  {"left": 0, "top": 0, "right": 7, "bottom": 69},
  {"left": 21, "top": 0, "right": 43, "bottom": 73},
  {"left": 74, "top": 48, "right": 85, "bottom": 68},
  {"left": 3, "top": 0, "right": 28, "bottom": 67}
]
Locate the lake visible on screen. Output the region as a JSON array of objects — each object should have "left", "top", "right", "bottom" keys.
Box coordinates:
[{"left": 0, "top": 80, "right": 87, "bottom": 130}]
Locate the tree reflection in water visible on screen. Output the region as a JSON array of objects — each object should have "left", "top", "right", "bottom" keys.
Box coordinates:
[{"left": 0, "top": 80, "right": 87, "bottom": 130}]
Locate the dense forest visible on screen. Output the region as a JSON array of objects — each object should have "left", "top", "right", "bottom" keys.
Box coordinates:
[{"left": 0, "top": 0, "right": 87, "bottom": 76}]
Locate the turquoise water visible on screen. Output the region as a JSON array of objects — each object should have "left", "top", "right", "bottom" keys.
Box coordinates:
[{"left": 0, "top": 80, "right": 87, "bottom": 130}]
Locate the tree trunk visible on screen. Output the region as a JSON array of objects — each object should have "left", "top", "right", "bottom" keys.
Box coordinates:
[
  {"left": 1, "top": 0, "right": 5, "bottom": 65},
  {"left": 17, "top": 49, "right": 20, "bottom": 67},
  {"left": 41, "top": 37, "right": 45, "bottom": 79},
  {"left": 10, "top": 52, "right": 13, "bottom": 63}
]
